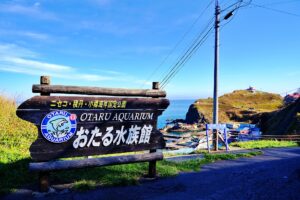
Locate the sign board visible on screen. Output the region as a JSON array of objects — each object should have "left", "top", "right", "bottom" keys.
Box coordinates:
[
  {"left": 17, "top": 96, "right": 169, "bottom": 161},
  {"left": 206, "top": 124, "right": 227, "bottom": 130},
  {"left": 205, "top": 123, "right": 229, "bottom": 152}
]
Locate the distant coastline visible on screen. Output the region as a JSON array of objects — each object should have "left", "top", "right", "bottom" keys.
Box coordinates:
[{"left": 157, "top": 99, "right": 195, "bottom": 129}]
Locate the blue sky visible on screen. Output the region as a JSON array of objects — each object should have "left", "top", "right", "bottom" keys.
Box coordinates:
[{"left": 0, "top": 0, "right": 299, "bottom": 100}]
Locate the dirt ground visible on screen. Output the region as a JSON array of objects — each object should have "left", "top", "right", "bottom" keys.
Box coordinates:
[{"left": 4, "top": 147, "right": 300, "bottom": 200}]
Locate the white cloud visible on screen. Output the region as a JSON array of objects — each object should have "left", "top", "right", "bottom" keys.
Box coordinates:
[
  {"left": 0, "top": 43, "right": 146, "bottom": 84},
  {"left": 0, "top": 43, "right": 112, "bottom": 82},
  {"left": 33, "top": 2, "right": 40, "bottom": 7},
  {"left": 75, "top": 20, "right": 138, "bottom": 36},
  {"left": 0, "top": 43, "right": 38, "bottom": 58},
  {"left": 134, "top": 79, "right": 152, "bottom": 87},
  {"left": 21, "top": 31, "right": 49, "bottom": 40},
  {"left": 1, "top": 57, "right": 71, "bottom": 71},
  {"left": 90, "top": 69, "right": 124, "bottom": 75},
  {"left": 80, "top": 74, "right": 112, "bottom": 81},
  {"left": 0, "top": 3, "right": 58, "bottom": 20},
  {"left": 0, "top": 30, "right": 50, "bottom": 41},
  {"left": 0, "top": 29, "right": 57, "bottom": 43},
  {"left": 0, "top": 64, "right": 112, "bottom": 82}
]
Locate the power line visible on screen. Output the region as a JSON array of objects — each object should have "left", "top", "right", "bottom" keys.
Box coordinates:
[
  {"left": 221, "top": 0, "right": 243, "bottom": 12},
  {"left": 160, "top": 29, "right": 213, "bottom": 89},
  {"left": 140, "top": 0, "right": 214, "bottom": 88},
  {"left": 220, "top": 1, "right": 243, "bottom": 29},
  {"left": 159, "top": 17, "right": 214, "bottom": 87},
  {"left": 159, "top": 0, "right": 254, "bottom": 89},
  {"left": 280, "top": 87, "right": 300, "bottom": 95},
  {"left": 220, "top": 0, "right": 253, "bottom": 33},
  {"left": 262, "top": 0, "right": 300, "bottom": 6},
  {"left": 250, "top": 3, "right": 300, "bottom": 17},
  {"left": 159, "top": 18, "right": 214, "bottom": 88},
  {"left": 221, "top": 0, "right": 252, "bottom": 12},
  {"left": 160, "top": 24, "right": 214, "bottom": 89}
]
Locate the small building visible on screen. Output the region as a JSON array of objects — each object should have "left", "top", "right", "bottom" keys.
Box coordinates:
[{"left": 246, "top": 86, "right": 256, "bottom": 93}]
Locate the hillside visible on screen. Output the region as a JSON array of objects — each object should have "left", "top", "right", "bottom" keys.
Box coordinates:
[
  {"left": 186, "top": 90, "right": 283, "bottom": 124},
  {"left": 0, "top": 95, "right": 37, "bottom": 162},
  {"left": 0, "top": 95, "right": 37, "bottom": 194},
  {"left": 259, "top": 98, "right": 300, "bottom": 135},
  {"left": 0, "top": 95, "right": 37, "bottom": 156}
]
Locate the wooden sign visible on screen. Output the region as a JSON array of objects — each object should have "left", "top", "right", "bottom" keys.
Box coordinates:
[{"left": 17, "top": 96, "right": 169, "bottom": 161}]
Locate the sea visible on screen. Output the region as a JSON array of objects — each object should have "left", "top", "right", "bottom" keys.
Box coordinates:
[{"left": 157, "top": 99, "right": 195, "bottom": 129}]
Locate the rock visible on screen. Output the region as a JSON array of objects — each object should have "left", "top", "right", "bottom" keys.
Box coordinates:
[{"left": 185, "top": 104, "right": 209, "bottom": 124}]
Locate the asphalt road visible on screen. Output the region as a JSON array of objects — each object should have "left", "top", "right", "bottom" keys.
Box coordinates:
[{"left": 5, "top": 148, "right": 300, "bottom": 200}]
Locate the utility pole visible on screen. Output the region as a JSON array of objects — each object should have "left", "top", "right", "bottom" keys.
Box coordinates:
[{"left": 213, "top": 0, "right": 220, "bottom": 151}]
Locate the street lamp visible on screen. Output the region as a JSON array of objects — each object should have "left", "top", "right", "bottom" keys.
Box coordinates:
[{"left": 224, "top": 10, "right": 234, "bottom": 20}]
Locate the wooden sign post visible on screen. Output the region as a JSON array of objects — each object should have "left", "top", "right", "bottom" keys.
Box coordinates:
[{"left": 17, "top": 76, "right": 169, "bottom": 192}]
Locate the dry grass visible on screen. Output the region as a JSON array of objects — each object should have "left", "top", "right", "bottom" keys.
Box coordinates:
[
  {"left": 0, "top": 96, "right": 37, "bottom": 161},
  {"left": 194, "top": 90, "right": 283, "bottom": 123},
  {"left": 0, "top": 95, "right": 38, "bottom": 194}
]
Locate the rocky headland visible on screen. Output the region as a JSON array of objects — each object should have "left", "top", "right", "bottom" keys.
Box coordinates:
[{"left": 164, "top": 89, "right": 299, "bottom": 135}]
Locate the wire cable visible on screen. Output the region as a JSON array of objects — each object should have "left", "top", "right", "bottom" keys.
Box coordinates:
[
  {"left": 220, "top": 0, "right": 243, "bottom": 29},
  {"left": 250, "top": 2, "right": 300, "bottom": 17},
  {"left": 221, "top": 0, "right": 243, "bottom": 12},
  {"left": 161, "top": 29, "right": 213, "bottom": 89},
  {"left": 159, "top": 19, "right": 214, "bottom": 88},
  {"left": 262, "top": 0, "right": 300, "bottom": 6},
  {"left": 140, "top": 0, "right": 214, "bottom": 88},
  {"left": 159, "top": 17, "right": 214, "bottom": 87},
  {"left": 220, "top": 0, "right": 252, "bottom": 30},
  {"left": 160, "top": 0, "right": 256, "bottom": 89},
  {"left": 160, "top": 1, "right": 254, "bottom": 89},
  {"left": 280, "top": 87, "right": 300, "bottom": 95},
  {"left": 160, "top": 25, "right": 214, "bottom": 89}
]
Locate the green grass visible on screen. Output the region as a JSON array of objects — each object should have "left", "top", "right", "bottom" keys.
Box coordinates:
[
  {"left": 0, "top": 95, "right": 37, "bottom": 195},
  {"left": 52, "top": 151, "right": 262, "bottom": 192},
  {"left": 230, "top": 140, "right": 299, "bottom": 149},
  {"left": 0, "top": 148, "right": 262, "bottom": 194},
  {"left": 59, "top": 159, "right": 203, "bottom": 191},
  {"left": 203, "top": 151, "right": 262, "bottom": 161}
]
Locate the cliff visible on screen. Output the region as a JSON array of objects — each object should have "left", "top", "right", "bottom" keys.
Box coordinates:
[
  {"left": 185, "top": 90, "right": 283, "bottom": 124},
  {"left": 185, "top": 104, "right": 209, "bottom": 124},
  {"left": 259, "top": 98, "right": 300, "bottom": 134}
]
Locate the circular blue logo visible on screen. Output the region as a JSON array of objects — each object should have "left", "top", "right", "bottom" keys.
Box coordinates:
[{"left": 41, "top": 110, "right": 77, "bottom": 143}]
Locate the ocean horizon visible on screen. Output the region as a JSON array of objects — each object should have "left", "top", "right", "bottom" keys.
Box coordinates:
[{"left": 157, "top": 99, "right": 195, "bottom": 129}]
